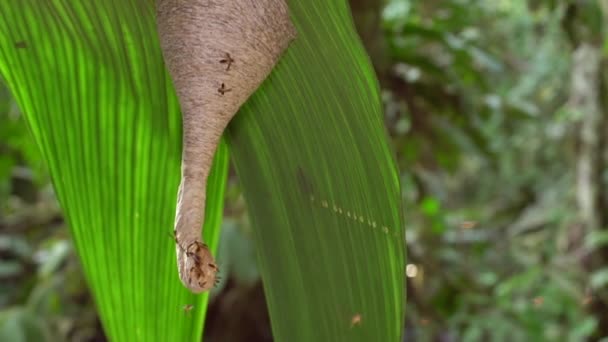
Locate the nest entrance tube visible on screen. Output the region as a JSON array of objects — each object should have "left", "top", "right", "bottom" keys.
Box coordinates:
[{"left": 156, "top": 0, "right": 297, "bottom": 293}]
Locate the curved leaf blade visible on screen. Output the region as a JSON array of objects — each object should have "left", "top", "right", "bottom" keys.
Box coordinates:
[
  {"left": 0, "top": 1, "right": 228, "bottom": 341},
  {"left": 227, "top": 0, "right": 406, "bottom": 340}
]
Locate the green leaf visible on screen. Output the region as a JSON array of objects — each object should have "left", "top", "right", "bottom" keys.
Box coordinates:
[
  {"left": 0, "top": 0, "right": 405, "bottom": 341},
  {"left": 0, "top": 1, "right": 229, "bottom": 341},
  {"left": 421, "top": 197, "right": 441, "bottom": 216},
  {"left": 226, "top": 0, "right": 405, "bottom": 340},
  {"left": 0, "top": 307, "right": 53, "bottom": 342},
  {"left": 590, "top": 268, "right": 608, "bottom": 290},
  {"left": 569, "top": 317, "right": 597, "bottom": 341},
  {"left": 584, "top": 230, "right": 608, "bottom": 250}
]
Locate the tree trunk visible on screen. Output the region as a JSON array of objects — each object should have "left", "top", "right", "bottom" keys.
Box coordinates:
[
  {"left": 571, "top": 43, "right": 602, "bottom": 235},
  {"left": 565, "top": 3, "right": 608, "bottom": 334}
]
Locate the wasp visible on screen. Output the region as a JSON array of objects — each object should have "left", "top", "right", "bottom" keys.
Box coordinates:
[
  {"left": 217, "top": 83, "right": 231, "bottom": 95},
  {"left": 168, "top": 231, "right": 202, "bottom": 264},
  {"left": 219, "top": 53, "right": 234, "bottom": 71}
]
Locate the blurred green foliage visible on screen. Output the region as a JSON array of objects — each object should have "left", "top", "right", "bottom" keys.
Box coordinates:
[
  {"left": 381, "top": 0, "right": 607, "bottom": 340},
  {"left": 1, "top": 0, "right": 607, "bottom": 341}
]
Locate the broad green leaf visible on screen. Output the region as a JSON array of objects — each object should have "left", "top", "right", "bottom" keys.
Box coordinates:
[
  {"left": 0, "top": 1, "right": 228, "bottom": 341},
  {"left": 0, "top": 0, "right": 405, "bottom": 341},
  {"left": 226, "top": 0, "right": 405, "bottom": 340}
]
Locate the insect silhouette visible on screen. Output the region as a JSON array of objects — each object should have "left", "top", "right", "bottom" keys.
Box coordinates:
[
  {"left": 183, "top": 304, "right": 194, "bottom": 313},
  {"left": 219, "top": 53, "right": 234, "bottom": 71},
  {"left": 217, "top": 83, "right": 231, "bottom": 95},
  {"left": 170, "top": 231, "right": 222, "bottom": 290},
  {"left": 14, "top": 41, "right": 27, "bottom": 49},
  {"left": 168, "top": 231, "right": 202, "bottom": 264},
  {"left": 350, "top": 313, "right": 362, "bottom": 328}
]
